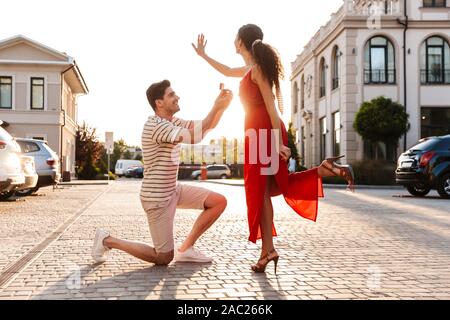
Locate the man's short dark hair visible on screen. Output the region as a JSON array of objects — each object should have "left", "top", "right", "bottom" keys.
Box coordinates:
[{"left": 146, "top": 80, "right": 171, "bottom": 111}]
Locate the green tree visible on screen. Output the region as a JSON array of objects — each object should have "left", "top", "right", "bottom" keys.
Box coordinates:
[
  {"left": 110, "top": 139, "right": 128, "bottom": 172},
  {"left": 98, "top": 145, "right": 109, "bottom": 174},
  {"left": 353, "top": 96, "right": 410, "bottom": 161},
  {"left": 123, "top": 149, "right": 133, "bottom": 160},
  {"left": 76, "top": 122, "right": 103, "bottom": 180}
]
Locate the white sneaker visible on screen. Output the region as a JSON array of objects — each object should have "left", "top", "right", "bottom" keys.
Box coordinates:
[
  {"left": 175, "top": 247, "right": 213, "bottom": 263},
  {"left": 92, "top": 229, "right": 110, "bottom": 263}
]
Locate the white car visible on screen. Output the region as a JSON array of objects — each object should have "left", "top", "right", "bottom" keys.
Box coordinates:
[
  {"left": 115, "top": 159, "right": 143, "bottom": 177},
  {"left": 0, "top": 122, "right": 25, "bottom": 200}
]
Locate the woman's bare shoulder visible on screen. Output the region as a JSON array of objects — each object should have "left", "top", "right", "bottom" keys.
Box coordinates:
[{"left": 250, "top": 65, "right": 263, "bottom": 82}]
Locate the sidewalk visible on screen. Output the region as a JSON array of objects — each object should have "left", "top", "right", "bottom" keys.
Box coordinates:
[{"left": 1, "top": 180, "right": 449, "bottom": 300}]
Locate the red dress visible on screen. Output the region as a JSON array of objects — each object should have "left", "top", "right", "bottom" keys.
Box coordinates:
[{"left": 239, "top": 69, "right": 324, "bottom": 244}]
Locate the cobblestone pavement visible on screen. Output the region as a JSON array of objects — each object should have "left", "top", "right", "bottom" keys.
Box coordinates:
[{"left": 0, "top": 179, "right": 449, "bottom": 300}]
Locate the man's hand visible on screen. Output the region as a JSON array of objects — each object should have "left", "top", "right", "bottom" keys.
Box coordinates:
[
  {"left": 279, "top": 144, "right": 291, "bottom": 162},
  {"left": 214, "top": 89, "right": 233, "bottom": 111}
]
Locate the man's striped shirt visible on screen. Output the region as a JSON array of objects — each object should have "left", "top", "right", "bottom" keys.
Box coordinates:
[{"left": 140, "top": 115, "right": 192, "bottom": 202}]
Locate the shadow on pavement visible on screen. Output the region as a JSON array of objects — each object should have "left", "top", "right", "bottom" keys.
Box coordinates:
[
  {"left": 33, "top": 262, "right": 210, "bottom": 300},
  {"left": 328, "top": 191, "right": 450, "bottom": 258},
  {"left": 251, "top": 273, "right": 286, "bottom": 300}
]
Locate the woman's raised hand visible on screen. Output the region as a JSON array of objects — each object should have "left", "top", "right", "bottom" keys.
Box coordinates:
[{"left": 192, "top": 34, "right": 207, "bottom": 57}]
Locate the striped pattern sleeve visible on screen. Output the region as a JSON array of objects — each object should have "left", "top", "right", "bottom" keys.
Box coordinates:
[
  {"left": 172, "top": 117, "right": 193, "bottom": 129},
  {"left": 151, "top": 121, "right": 182, "bottom": 144}
]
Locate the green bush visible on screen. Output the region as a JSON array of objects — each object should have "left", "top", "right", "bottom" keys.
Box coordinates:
[
  {"left": 94, "top": 172, "right": 117, "bottom": 181},
  {"left": 77, "top": 159, "right": 98, "bottom": 180},
  {"left": 321, "top": 160, "right": 396, "bottom": 186},
  {"left": 322, "top": 176, "right": 347, "bottom": 185},
  {"left": 351, "top": 160, "right": 396, "bottom": 185}
]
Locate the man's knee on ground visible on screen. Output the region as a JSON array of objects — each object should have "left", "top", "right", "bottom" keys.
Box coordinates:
[
  {"left": 154, "top": 251, "right": 174, "bottom": 265},
  {"left": 217, "top": 194, "right": 227, "bottom": 211},
  {"left": 205, "top": 193, "right": 227, "bottom": 212}
]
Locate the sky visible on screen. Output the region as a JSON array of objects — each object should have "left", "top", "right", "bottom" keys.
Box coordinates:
[{"left": 1, "top": 0, "right": 343, "bottom": 146}]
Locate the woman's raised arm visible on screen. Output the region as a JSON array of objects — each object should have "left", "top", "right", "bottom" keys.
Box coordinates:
[{"left": 192, "top": 34, "right": 249, "bottom": 78}]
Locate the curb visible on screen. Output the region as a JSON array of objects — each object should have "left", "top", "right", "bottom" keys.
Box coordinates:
[
  {"left": 200, "top": 180, "right": 403, "bottom": 190},
  {"left": 59, "top": 181, "right": 112, "bottom": 186}
]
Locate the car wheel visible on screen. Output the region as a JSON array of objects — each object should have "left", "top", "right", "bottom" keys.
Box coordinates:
[
  {"left": 437, "top": 173, "right": 450, "bottom": 199},
  {"left": 406, "top": 184, "right": 431, "bottom": 197},
  {"left": 0, "top": 191, "right": 15, "bottom": 201},
  {"left": 14, "top": 189, "right": 34, "bottom": 197},
  {"left": 220, "top": 174, "right": 228, "bottom": 180}
]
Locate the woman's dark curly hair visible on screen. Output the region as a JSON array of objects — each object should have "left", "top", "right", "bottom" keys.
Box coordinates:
[{"left": 238, "top": 24, "right": 285, "bottom": 113}]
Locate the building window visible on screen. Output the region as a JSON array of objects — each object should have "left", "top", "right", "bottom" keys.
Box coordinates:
[
  {"left": 420, "top": 36, "right": 450, "bottom": 84},
  {"left": 332, "top": 111, "right": 341, "bottom": 156},
  {"left": 421, "top": 107, "right": 450, "bottom": 138},
  {"left": 293, "top": 81, "right": 299, "bottom": 114},
  {"left": 320, "top": 117, "right": 327, "bottom": 160},
  {"left": 300, "top": 74, "right": 305, "bottom": 109},
  {"left": 0, "top": 76, "right": 12, "bottom": 109},
  {"left": 364, "top": 36, "right": 396, "bottom": 84},
  {"left": 423, "top": 0, "right": 447, "bottom": 7},
  {"left": 301, "top": 126, "right": 305, "bottom": 165},
  {"left": 319, "top": 58, "right": 326, "bottom": 98},
  {"left": 31, "top": 77, "right": 44, "bottom": 110},
  {"left": 332, "top": 47, "right": 340, "bottom": 90}
]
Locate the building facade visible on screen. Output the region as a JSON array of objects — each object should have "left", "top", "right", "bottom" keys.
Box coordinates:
[
  {"left": 0, "top": 35, "right": 88, "bottom": 174},
  {"left": 291, "top": 0, "right": 450, "bottom": 167}
]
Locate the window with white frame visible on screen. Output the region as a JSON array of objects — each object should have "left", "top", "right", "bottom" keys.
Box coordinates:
[
  {"left": 332, "top": 47, "right": 340, "bottom": 90},
  {"left": 364, "top": 36, "right": 396, "bottom": 84},
  {"left": 293, "top": 81, "right": 299, "bottom": 114},
  {"left": 300, "top": 74, "right": 305, "bottom": 109},
  {"left": 332, "top": 111, "right": 341, "bottom": 157},
  {"left": 301, "top": 126, "right": 305, "bottom": 165},
  {"left": 31, "top": 77, "right": 44, "bottom": 110},
  {"left": 0, "top": 76, "right": 12, "bottom": 109},
  {"left": 319, "top": 58, "right": 326, "bottom": 98},
  {"left": 423, "top": 0, "right": 447, "bottom": 7},
  {"left": 420, "top": 36, "right": 450, "bottom": 84},
  {"left": 320, "top": 117, "right": 327, "bottom": 160}
]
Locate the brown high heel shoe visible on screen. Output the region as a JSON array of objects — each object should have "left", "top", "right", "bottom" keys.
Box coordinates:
[
  {"left": 321, "top": 155, "right": 355, "bottom": 192},
  {"left": 251, "top": 250, "right": 280, "bottom": 274}
]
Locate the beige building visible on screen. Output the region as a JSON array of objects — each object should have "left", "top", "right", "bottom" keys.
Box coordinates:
[
  {"left": 0, "top": 35, "right": 88, "bottom": 174},
  {"left": 291, "top": 0, "right": 450, "bottom": 167}
]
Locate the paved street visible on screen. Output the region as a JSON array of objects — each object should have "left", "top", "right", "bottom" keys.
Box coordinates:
[{"left": 0, "top": 179, "right": 449, "bottom": 300}]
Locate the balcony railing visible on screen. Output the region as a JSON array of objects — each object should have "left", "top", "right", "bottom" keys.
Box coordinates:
[
  {"left": 346, "top": 0, "right": 403, "bottom": 15},
  {"left": 364, "top": 69, "right": 396, "bottom": 84},
  {"left": 421, "top": 69, "right": 450, "bottom": 84}
]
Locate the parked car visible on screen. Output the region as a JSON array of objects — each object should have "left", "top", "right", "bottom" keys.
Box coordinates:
[
  {"left": 396, "top": 135, "right": 450, "bottom": 199},
  {"left": 0, "top": 123, "right": 25, "bottom": 200},
  {"left": 125, "top": 166, "right": 144, "bottom": 178},
  {"left": 14, "top": 156, "right": 39, "bottom": 197},
  {"left": 191, "top": 164, "right": 232, "bottom": 180},
  {"left": 115, "top": 160, "right": 143, "bottom": 177},
  {"left": 15, "top": 138, "right": 61, "bottom": 195}
]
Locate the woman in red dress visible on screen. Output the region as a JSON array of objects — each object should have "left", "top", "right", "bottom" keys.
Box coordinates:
[{"left": 193, "top": 24, "right": 354, "bottom": 273}]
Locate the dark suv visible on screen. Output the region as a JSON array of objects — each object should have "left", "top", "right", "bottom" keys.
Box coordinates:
[{"left": 396, "top": 135, "right": 450, "bottom": 199}]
